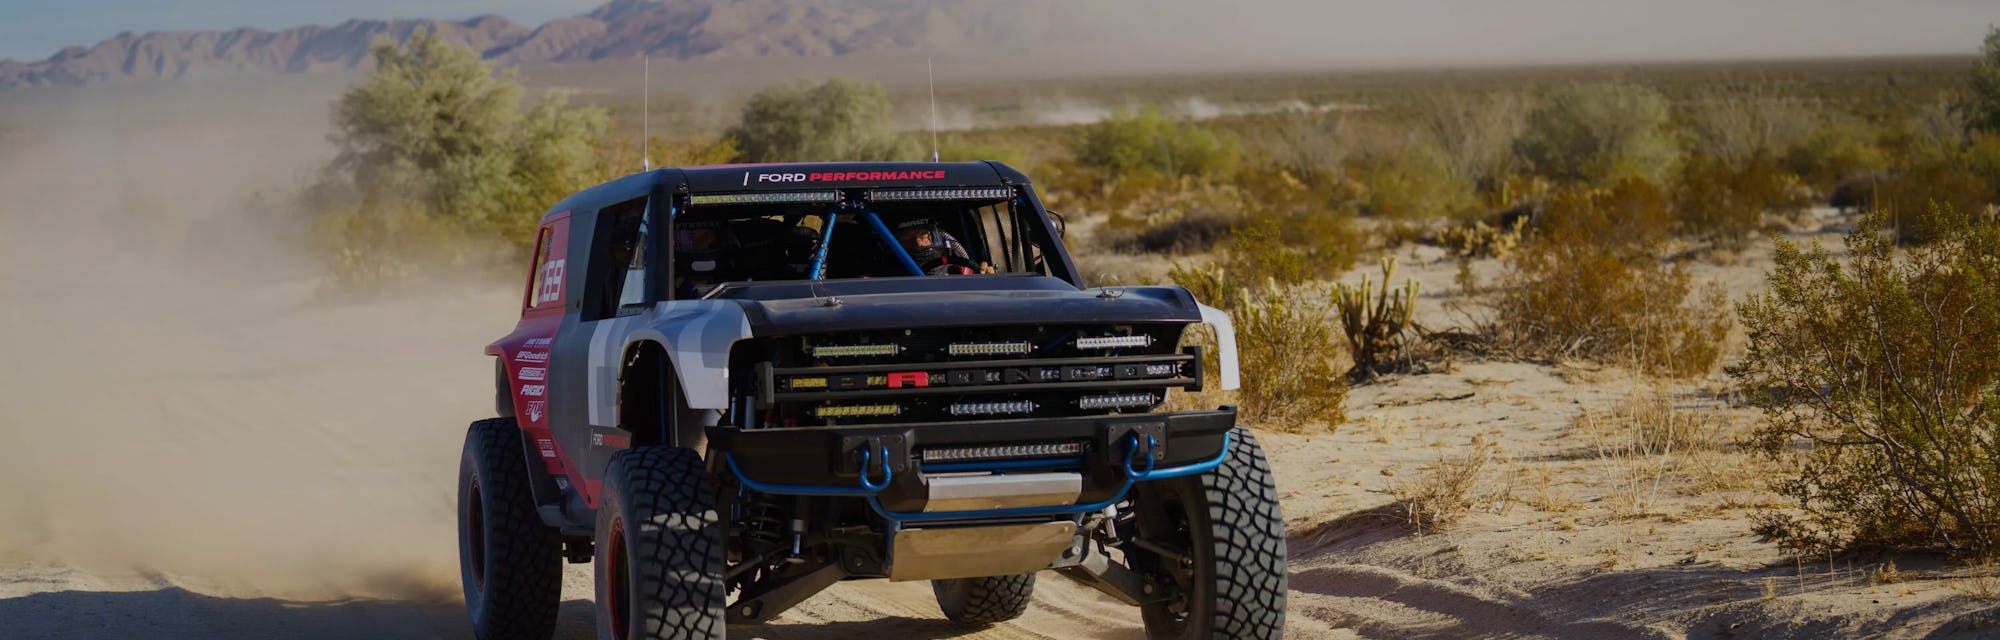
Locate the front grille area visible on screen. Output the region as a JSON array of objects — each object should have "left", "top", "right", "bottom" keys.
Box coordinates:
[{"left": 732, "top": 324, "right": 1195, "bottom": 427}]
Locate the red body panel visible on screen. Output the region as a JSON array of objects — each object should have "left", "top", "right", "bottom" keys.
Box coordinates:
[{"left": 487, "top": 213, "right": 572, "bottom": 480}]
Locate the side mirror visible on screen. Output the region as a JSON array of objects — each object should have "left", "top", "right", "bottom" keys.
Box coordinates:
[{"left": 1048, "top": 210, "right": 1068, "bottom": 238}]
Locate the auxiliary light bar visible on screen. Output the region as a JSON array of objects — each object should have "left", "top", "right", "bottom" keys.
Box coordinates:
[
  {"left": 947, "top": 341, "right": 1034, "bottom": 357},
  {"left": 947, "top": 400, "right": 1038, "bottom": 417},
  {"left": 867, "top": 187, "right": 1013, "bottom": 202},
  {"left": 1075, "top": 335, "right": 1154, "bottom": 349},
  {"left": 688, "top": 191, "right": 840, "bottom": 206},
  {"left": 921, "top": 441, "right": 1085, "bottom": 463},
  {"left": 1077, "top": 393, "right": 1158, "bottom": 411},
  {"left": 810, "top": 344, "right": 901, "bottom": 358},
  {"left": 813, "top": 403, "right": 902, "bottom": 419}
]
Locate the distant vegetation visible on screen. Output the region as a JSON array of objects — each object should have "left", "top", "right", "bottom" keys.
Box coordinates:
[{"left": 294, "top": 24, "right": 2000, "bottom": 560}]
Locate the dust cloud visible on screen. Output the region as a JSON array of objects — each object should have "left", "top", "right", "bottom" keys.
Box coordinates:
[{"left": 0, "top": 77, "right": 521, "bottom": 602}]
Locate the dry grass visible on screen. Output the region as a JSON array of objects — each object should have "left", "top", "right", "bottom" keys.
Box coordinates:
[
  {"left": 1569, "top": 393, "right": 1732, "bottom": 519},
  {"left": 1389, "top": 443, "right": 1511, "bottom": 534}
]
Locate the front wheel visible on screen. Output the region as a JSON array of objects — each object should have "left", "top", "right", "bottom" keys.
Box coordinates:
[
  {"left": 595, "top": 446, "right": 727, "bottom": 640},
  {"left": 1131, "top": 425, "right": 1287, "bottom": 639},
  {"left": 932, "top": 573, "right": 1035, "bottom": 626}
]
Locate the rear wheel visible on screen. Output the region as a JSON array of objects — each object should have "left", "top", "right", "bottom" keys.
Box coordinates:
[
  {"left": 458, "top": 417, "right": 562, "bottom": 640},
  {"left": 1131, "top": 425, "right": 1286, "bottom": 640},
  {"left": 595, "top": 447, "right": 726, "bottom": 640},
  {"left": 932, "top": 573, "right": 1036, "bottom": 626}
]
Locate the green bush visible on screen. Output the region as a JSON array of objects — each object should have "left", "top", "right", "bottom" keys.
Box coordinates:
[
  {"left": 322, "top": 31, "right": 609, "bottom": 249},
  {"left": 1963, "top": 26, "right": 2000, "bottom": 135},
  {"left": 1874, "top": 143, "right": 1999, "bottom": 244},
  {"left": 1535, "top": 178, "right": 1677, "bottom": 254},
  {"left": 1516, "top": 81, "right": 1680, "bottom": 186},
  {"left": 1352, "top": 142, "right": 1476, "bottom": 220},
  {"left": 1782, "top": 123, "right": 1891, "bottom": 191},
  {"left": 1734, "top": 207, "right": 2000, "bottom": 556},
  {"left": 728, "top": 77, "right": 918, "bottom": 162},
  {"left": 1074, "top": 109, "right": 1239, "bottom": 179}
]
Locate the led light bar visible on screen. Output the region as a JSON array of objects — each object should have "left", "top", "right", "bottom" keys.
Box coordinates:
[
  {"left": 947, "top": 341, "right": 1033, "bottom": 357},
  {"left": 810, "top": 344, "right": 901, "bottom": 358},
  {"left": 947, "top": 400, "right": 1038, "bottom": 417},
  {"left": 813, "top": 403, "right": 902, "bottom": 419},
  {"left": 688, "top": 191, "right": 839, "bottom": 206},
  {"left": 867, "top": 187, "right": 1013, "bottom": 202},
  {"left": 921, "top": 441, "right": 1087, "bottom": 463},
  {"left": 1075, "top": 335, "right": 1154, "bottom": 349},
  {"left": 1078, "top": 393, "right": 1159, "bottom": 411},
  {"left": 1146, "top": 363, "right": 1180, "bottom": 377}
]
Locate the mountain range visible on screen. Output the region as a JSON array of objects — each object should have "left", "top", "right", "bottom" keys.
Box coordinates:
[{"left": 0, "top": 0, "right": 1076, "bottom": 90}]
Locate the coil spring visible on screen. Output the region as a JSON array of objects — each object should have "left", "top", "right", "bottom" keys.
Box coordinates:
[{"left": 741, "top": 495, "right": 788, "bottom": 555}]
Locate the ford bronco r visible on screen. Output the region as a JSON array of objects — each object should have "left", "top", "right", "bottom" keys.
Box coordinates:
[{"left": 457, "top": 161, "right": 1286, "bottom": 640}]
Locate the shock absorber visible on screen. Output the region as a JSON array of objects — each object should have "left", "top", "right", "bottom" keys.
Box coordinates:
[{"left": 742, "top": 493, "right": 789, "bottom": 560}]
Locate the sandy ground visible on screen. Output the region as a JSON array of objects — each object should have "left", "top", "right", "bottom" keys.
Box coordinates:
[{"left": 5, "top": 84, "right": 1999, "bottom": 639}]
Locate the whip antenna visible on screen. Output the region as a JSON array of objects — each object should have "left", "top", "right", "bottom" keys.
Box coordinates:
[
  {"left": 642, "top": 54, "right": 651, "bottom": 171},
  {"left": 928, "top": 57, "right": 939, "bottom": 162}
]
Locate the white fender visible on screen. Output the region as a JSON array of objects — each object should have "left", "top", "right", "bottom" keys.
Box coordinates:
[{"left": 1196, "top": 304, "right": 1241, "bottom": 391}]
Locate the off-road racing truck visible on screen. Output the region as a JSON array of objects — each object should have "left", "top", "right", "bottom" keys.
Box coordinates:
[{"left": 457, "top": 161, "right": 1287, "bottom": 640}]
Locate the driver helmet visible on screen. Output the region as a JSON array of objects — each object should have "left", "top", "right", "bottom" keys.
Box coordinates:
[
  {"left": 894, "top": 217, "right": 971, "bottom": 274},
  {"left": 675, "top": 219, "right": 734, "bottom": 277}
]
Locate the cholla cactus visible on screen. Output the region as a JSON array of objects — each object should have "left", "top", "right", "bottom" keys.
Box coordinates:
[{"left": 1334, "top": 256, "right": 1420, "bottom": 379}]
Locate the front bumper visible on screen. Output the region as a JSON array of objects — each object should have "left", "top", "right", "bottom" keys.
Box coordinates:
[{"left": 708, "top": 409, "right": 1234, "bottom": 514}]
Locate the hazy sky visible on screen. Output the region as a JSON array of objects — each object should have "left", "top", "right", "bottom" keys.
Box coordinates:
[{"left": 0, "top": 0, "right": 1994, "bottom": 65}]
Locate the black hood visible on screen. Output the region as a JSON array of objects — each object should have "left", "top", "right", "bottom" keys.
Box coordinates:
[{"left": 708, "top": 275, "right": 1203, "bottom": 335}]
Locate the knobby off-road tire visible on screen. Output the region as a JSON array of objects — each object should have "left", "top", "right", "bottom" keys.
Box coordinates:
[
  {"left": 595, "top": 447, "right": 727, "bottom": 640},
  {"left": 1133, "top": 425, "right": 1287, "bottom": 640},
  {"left": 932, "top": 573, "right": 1036, "bottom": 626},
  {"left": 459, "top": 417, "right": 563, "bottom": 640}
]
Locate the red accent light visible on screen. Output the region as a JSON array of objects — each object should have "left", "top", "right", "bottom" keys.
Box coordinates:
[{"left": 886, "top": 371, "right": 929, "bottom": 388}]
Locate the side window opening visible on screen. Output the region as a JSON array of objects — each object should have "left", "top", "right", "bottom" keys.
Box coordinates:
[
  {"left": 526, "top": 226, "right": 560, "bottom": 310},
  {"left": 587, "top": 197, "right": 649, "bottom": 320}
]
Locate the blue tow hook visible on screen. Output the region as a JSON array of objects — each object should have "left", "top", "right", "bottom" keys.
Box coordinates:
[
  {"left": 857, "top": 444, "right": 894, "bottom": 492},
  {"left": 1122, "top": 433, "right": 1160, "bottom": 479}
]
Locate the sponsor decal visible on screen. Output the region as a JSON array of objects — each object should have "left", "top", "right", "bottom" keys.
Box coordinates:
[
  {"left": 521, "top": 384, "right": 546, "bottom": 397},
  {"left": 755, "top": 172, "right": 808, "bottom": 183},
  {"left": 537, "top": 437, "right": 556, "bottom": 458},
  {"left": 526, "top": 400, "right": 546, "bottom": 422},
  {"left": 808, "top": 170, "right": 946, "bottom": 183},
  {"left": 524, "top": 337, "right": 552, "bottom": 347},
  {"left": 591, "top": 433, "right": 603, "bottom": 446},
  {"left": 534, "top": 258, "right": 566, "bottom": 306},
  {"left": 515, "top": 350, "right": 549, "bottom": 363},
  {"left": 518, "top": 367, "right": 547, "bottom": 381}
]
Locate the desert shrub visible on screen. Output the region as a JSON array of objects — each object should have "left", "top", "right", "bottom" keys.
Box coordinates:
[
  {"left": 1405, "top": 90, "right": 1533, "bottom": 193},
  {"left": 1783, "top": 122, "right": 1891, "bottom": 191},
  {"left": 1491, "top": 222, "right": 1731, "bottom": 377},
  {"left": 1968, "top": 27, "right": 2000, "bottom": 135},
  {"left": 1678, "top": 93, "right": 1817, "bottom": 168},
  {"left": 1733, "top": 208, "right": 2000, "bottom": 556},
  {"left": 321, "top": 31, "right": 609, "bottom": 248},
  {"left": 728, "top": 77, "right": 918, "bottom": 162},
  {"left": 1516, "top": 81, "right": 1680, "bottom": 186},
  {"left": 1874, "top": 145, "right": 1999, "bottom": 244},
  {"left": 1673, "top": 153, "right": 1809, "bottom": 251},
  {"left": 1112, "top": 212, "right": 1234, "bottom": 254},
  {"left": 1232, "top": 285, "right": 1348, "bottom": 429},
  {"left": 1074, "top": 109, "right": 1239, "bottom": 179},
  {"left": 1534, "top": 178, "right": 1677, "bottom": 253},
  {"left": 310, "top": 200, "right": 505, "bottom": 291},
  {"left": 1436, "top": 216, "right": 1527, "bottom": 259},
  {"left": 1351, "top": 142, "right": 1476, "bottom": 220},
  {"left": 936, "top": 137, "right": 1033, "bottom": 172},
  {"left": 1167, "top": 262, "right": 1233, "bottom": 310},
  {"left": 1334, "top": 256, "right": 1420, "bottom": 380}
]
